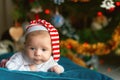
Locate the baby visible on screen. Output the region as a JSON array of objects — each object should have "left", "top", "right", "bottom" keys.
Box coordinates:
[{"left": 5, "top": 19, "right": 64, "bottom": 74}]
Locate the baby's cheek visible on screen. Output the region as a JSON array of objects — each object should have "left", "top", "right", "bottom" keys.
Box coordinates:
[
  {"left": 42, "top": 56, "right": 51, "bottom": 62},
  {"left": 26, "top": 52, "right": 34, "bottom": 59}
]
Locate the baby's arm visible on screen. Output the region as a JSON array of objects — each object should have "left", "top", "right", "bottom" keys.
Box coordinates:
[
  {"left": 50, "top": 65, "right": 64, "bottom": 74},
  {"left": 45, "top": 57, "right": 64, "bottom": 74},
  {"left": 5, "top": 52, "right": 29, "bottom": 71}
]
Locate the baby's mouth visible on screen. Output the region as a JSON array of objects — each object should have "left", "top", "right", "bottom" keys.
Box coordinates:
[
  {"left": 33, "top": 59, "right": 41, "bottom": 64},
  {"left": 34, "top": 58, "right": 41, "bottom": 61}
]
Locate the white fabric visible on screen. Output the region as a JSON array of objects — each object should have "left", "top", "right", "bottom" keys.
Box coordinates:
[
  {"left": 26, "top": 25, "right": 48, "bottom": 35},
  {"left": 5, "top": 52, "right": 64, "bottom": 72}
]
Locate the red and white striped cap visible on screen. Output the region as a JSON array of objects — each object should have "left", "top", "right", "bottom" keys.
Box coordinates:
[{"left": 25, "top": 19, "right": 60, "bottom": 62}]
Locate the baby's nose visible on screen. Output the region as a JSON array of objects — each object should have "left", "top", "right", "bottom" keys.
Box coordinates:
[{"left": 34, "top": 49, "right": 42, "bottom": 56}]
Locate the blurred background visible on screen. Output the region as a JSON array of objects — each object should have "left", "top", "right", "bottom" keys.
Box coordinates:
[{"left": 0, "top": 0, "right": 120, "bottom": 79}]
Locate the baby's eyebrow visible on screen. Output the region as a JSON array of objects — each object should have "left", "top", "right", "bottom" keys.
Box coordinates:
[{"left": 25, "top": 44, "right": 33, "bottom": 47}]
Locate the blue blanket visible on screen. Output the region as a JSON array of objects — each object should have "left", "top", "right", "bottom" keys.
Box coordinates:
[{"left": 0, "top": 53, "right": 113, "bottom": 80}]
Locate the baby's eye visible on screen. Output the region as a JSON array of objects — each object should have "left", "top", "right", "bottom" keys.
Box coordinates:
[
  {"left": 42, "top": 48, "right": 46, "bottom": 51},
  {"left": 30, "top": 47, "right": 35, "bottom": 50}
]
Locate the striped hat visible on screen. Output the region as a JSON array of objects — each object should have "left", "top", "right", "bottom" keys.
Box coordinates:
[{"left": 25, "top": 19, "right": 60, "bottom": 62}]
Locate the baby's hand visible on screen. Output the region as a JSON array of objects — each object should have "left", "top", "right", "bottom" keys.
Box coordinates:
[
  {"left": 29, "top": 64, "right": 37, "bottom": 71},
  {"left": 50, "top": 65, "right": 62, "bottom": 74}
]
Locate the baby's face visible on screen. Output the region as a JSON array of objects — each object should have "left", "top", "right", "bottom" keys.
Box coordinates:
[{"left": 25, "top": 31, "right": 52, "bottom": 65}]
